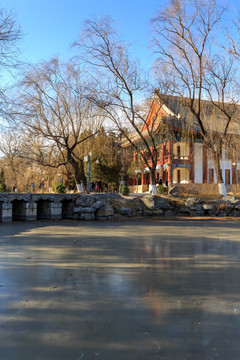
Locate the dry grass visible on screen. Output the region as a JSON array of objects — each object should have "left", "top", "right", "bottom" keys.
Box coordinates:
[{"left": 169, "top": 183, "right": 240, "bottom": 202}]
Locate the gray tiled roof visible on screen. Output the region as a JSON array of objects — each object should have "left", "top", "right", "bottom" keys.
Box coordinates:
[{"left": 156, "top": 94, "right": 240, "bottom": 135}]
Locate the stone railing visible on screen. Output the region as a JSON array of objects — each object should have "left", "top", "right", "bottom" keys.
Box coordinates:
[{"left": 0, "top": 192, "right": 240, "bottom": 222}]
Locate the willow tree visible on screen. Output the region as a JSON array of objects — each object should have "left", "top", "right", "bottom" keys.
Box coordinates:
[
  {"left": 152, "top": 0, "right": 239, "bottom": 195},
  {"left": 17, "top": 58, "right": 102, "bottom": 191}
]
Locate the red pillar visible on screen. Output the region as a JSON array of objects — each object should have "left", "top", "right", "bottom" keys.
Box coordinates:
[{"left": 161, "top": 142, "right": 165, "bottom": 164}]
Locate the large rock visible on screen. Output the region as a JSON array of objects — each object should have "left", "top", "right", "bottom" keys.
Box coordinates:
[
  {"left": 185, "top": 198, "right": 204, "bottom": 214},
  {"left": 203, "top": 203, "right": 216, "bottom": 215},
  {"left": 141, "top": 195, "right": 172, "bottom": 210},
  {"left": 109, "top": 197, "right": 145, "bottom": 214},
  {"left": 83, "top": 213, "right": 95, "bottom": 221},
  {"left": 188, "top": 204, "right": 203, "bottom": 212},
  {"left": 222, "top": 196, "right": 239, "bottom": 204},
  {"left": 120, "top": 208, "right": 133, "bottom": 216},
  {"left": 185, "top": 198, "right": 203, "bottom": 207},
  {"left": 75, "top": 195, "right": 95, "bottom": 207},
  {"left": 96, "top": 204, "right": 114, "bottom": 217},
  {"left": 91, "top": 201, "right": 105, "bottom": 210},
  {"left": 169, "top": 185, "right": 181, "bottom": 195}
]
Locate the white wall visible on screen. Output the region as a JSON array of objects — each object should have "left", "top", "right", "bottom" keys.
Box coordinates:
[{"left": 194, "top": 143, "right": 203, "bottom": 183}]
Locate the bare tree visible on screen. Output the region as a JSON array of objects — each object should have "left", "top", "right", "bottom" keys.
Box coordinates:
[
  {"left": 152, "top": 0, "right": 239, "bottom": 195},
  {"left": 74, "top": 17, "right": 168, "bottom": 194},
  {"left": 0, "top": 7, "right": 21, "bottom": 121},
  {"left": 0, "top": 129, "right": 27, "bottom": 190},
  {"left": 15, "top": 58, "right": 102, "bottom": 191}
]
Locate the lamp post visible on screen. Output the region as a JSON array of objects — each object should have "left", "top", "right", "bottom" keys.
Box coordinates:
[{"left": 84, "top": 152, "right": 92, "bottom": 194}]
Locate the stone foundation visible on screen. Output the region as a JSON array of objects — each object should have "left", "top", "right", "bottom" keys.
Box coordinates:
[{"left": 0, "top": 193, "right": 240, "bottom": 222}]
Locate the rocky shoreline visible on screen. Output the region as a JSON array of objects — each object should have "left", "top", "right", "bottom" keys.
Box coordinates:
[
  {"left": 74, "top": 193, "right": 240, "bottom": 220},
  {"left": 0, "top": 192, "right": 240, "bottom": 222}
]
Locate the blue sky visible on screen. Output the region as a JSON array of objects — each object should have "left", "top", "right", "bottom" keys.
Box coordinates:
[
  {"left": 1, "top": 0, "right": 166, "bottom": 68},
  {"left": 1, "top": 0, "right": 240, "bottom": 77}
]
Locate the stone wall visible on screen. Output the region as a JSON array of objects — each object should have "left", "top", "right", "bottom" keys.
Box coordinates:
[{"left": 0, "top": 192, "right": 240, "bottom": 222}]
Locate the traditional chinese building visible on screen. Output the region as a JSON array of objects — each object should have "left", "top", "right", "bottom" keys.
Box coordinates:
[{"left": 123, "top": 94, "right": 240, "bottom": 193}]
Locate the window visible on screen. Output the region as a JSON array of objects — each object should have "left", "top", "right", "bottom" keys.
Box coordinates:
[
  {"left": 177, "top": 170, "right": 181, "bottom": 183},
  {"left": 177, "top": 145, "right": 181, "bottom": 158}
]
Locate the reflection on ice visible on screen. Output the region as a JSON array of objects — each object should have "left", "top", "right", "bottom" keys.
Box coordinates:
[{"left": 0, "top": 220, "right": 240, "bottom": 359}]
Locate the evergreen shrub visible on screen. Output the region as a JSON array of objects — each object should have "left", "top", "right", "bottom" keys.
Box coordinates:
[
  {"left": 55, "top": 183, "right": 66, "bottom": 193},
  {"left": 0, "top": 184, "right": 7, "bottom": 192},
  {"left": 120, "top": 185, "right": 130, "bottom": 196},
  {"left": 157, "top": 184, "right": 168, "bottom": 195}
]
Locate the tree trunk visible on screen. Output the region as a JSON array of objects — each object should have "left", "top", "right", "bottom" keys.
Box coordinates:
[
  {"left": 210, "top": 149, "right": 227, "bottom": 196},
  {"left": 151, "top": 170, "right": 158, "bottom": 195},
  {"left": 70, "top": 157, "right": 85, "bottom": 193}
]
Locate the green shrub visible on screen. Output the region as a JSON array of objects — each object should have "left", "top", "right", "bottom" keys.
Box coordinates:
[
  {"left": 120, "top": 185, "right": 130, "bottom": 196},
  {"left": 157, "top": 184, "right": 168, "bottom": 194},
  {"left": 55, "top": 183, "right": 66, "bottom": 193},
  {"left": 0, "top": 184, "right": 7, "bottom": 193}
]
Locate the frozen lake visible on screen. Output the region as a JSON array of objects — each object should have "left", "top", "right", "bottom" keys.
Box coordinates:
[{"left": 0, "top": 219, "right": 240, "bottom": 359}]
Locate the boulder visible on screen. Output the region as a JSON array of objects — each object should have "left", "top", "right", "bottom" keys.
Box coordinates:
[
  {"left": 75, "top": 195, "right": 95, "bottom": 207},
  {"left": 91, "top": 201, "right": 105, "bottom": 210},
  {"left": 203, "top": 203, "right": 216, "bottom": 215},
  {"left": 222, "top": 195, "right": 239, "bottom": 204},
  {"left": 141, "top": 195, "right": 172, "bottom": 210},
  {"left": 109, "top": 197, "right": 145, "bottom": 214},
  {"left": 120, "top": 208, "right": 133, "bottom": 216},
  {"left": 164, "top": 210, "right": 176, "bottom": 216},
  {"left": 169, "top": 185, "right": 181, "bottom": 195},
  {"left": 143, "top": 210, "right": 154, "bottom": 216},
  {"left": 134, "top": 204, "right": 143, "bottom": 213},
  {"left": 96, "top": 204, "right": 114, "bottom": 217},
  {"left": 202, "top": 204, "right": 214, "bottom": 210},
  {"left": 185, "top": 198, "right": 204, "bottom": 213},
  {"left": 84, "top": 213, "right": 96, "bottom": 221},
  {"left": 141, "top": 195, "right": 155, "bottom": 209},
  {"left": 178, "top": 206, "right": 189, "bottom": 215},
  {"left": 185, "top": 198, "right": 203, "bottom": 207}
]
